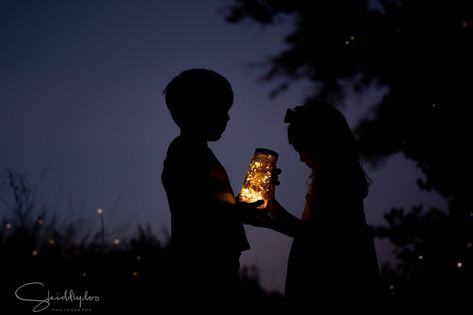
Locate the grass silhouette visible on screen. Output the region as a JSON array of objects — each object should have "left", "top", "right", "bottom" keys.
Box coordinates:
[{"left": 1, "top": 169, "right": 282, "bottom": 313}]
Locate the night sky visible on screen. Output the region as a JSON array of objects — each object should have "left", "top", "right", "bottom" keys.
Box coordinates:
[{"left": 0, "top": 0, "right": 446, "bottom": 293}]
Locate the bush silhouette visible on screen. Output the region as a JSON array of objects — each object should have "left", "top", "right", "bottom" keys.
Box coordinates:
[{"left": 1, "top": 169, "right": 281, "bottom": 313}]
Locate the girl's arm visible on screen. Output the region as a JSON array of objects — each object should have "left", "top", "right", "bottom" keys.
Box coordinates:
[{"left": 248, "top": 199, "right": 301, "bottom": 237}]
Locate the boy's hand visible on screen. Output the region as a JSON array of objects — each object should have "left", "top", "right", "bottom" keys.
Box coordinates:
[
  {"left": 238, "top": 200, "right": 277, "bottom": 228},
  {"left": 237, "top": 199, "right": 264, "bottom": 224}
]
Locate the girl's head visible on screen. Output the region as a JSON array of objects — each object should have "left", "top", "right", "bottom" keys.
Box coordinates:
[{"left": 285, "top": 100, "right": 370, "bottom": 198}]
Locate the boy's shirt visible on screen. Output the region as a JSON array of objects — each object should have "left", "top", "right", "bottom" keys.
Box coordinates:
[{"left": 162, "top": 136, "right": 250, "bottom": 258}]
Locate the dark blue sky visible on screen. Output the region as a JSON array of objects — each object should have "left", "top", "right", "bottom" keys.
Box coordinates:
[{"left": 0, "top": 0, "right": 446, "bottom": 293}]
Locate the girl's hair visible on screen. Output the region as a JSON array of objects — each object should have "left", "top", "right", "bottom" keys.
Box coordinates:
[{"left": 285, "top": 100, "right": 370, "bottom": 200}]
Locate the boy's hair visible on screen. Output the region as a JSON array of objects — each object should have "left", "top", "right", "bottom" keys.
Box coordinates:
[{"left": 164, "top": 69, "right": 234, "bottom": 128}]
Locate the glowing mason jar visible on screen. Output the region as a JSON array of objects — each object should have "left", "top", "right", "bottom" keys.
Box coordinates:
[{"left": 239, "top": 148, "right": 279, "bottom": 209}]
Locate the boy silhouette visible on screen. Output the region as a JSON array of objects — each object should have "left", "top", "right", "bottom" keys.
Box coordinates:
[{"left": 161, "top": 69, "right": 258, "bottom": 306}]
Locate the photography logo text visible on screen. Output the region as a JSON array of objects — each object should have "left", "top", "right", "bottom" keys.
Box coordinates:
[{"left": 15, "top": 282, "right": 100, "bottom": 312}]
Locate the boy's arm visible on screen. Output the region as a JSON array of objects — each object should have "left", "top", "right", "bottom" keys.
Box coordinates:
[
  {"left": 210, "top": 193, "right": 264, "bottom": 223},
  {"left": 245, "top": 199, "right": 301, "bottom": 238}
]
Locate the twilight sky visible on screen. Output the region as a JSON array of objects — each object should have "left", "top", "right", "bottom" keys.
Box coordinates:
[{"left": 0, "top": 0, "right": 446, "bottom": 293}]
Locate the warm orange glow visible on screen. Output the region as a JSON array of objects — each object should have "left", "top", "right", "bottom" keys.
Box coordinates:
[{"left": 239, "top": 148, "right": 278, "bottom": 209}]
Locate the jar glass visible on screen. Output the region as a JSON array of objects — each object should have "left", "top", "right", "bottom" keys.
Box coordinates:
[{"left": 239, "top": 148, "right": 279, "bottom": 209}]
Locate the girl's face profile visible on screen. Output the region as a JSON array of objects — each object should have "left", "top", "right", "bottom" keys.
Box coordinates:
[{"left": 297, "top": 148, "right": 316, "bottom": 169}]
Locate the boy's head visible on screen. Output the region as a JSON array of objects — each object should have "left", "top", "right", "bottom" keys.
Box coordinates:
[{"left": 164, "top": 69, "right": 234, "bottom": 141}]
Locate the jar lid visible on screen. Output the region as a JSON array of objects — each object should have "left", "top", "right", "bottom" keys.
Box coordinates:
[{"left": 254, "top": 148, "right": 279, "bottom": 159}]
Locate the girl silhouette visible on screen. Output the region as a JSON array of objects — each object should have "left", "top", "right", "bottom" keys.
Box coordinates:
[{"left": 258, "top": 100, "right": 381, "bottom": 308}]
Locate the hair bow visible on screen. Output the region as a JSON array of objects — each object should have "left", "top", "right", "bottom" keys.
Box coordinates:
[{"left": 284, "top": 108, "right": 296, "bottom": 123}]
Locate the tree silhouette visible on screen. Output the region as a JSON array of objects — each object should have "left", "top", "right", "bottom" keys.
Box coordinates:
[{"left": 224, "top": 0, "right": 473, "bottom": 306}]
